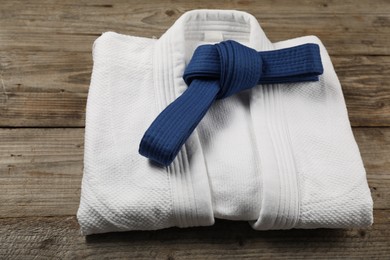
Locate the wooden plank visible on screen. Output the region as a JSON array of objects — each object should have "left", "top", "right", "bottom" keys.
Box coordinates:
[
  {"left": 0, "top": 128, "right": 83, "bottom": 217},
  {"left": 0, "top": 92, "right": 88, "bottom": 127},
  {"left": 0, "top": 51, "right": 92, "bottom": 93},
  {"left": 1, "top": 0, "right": 389, "bottom": 127},
  {"left": 0, "top": 3, "right": 389, "bottom": 55},
  {"left": 0, "top": 210, "right": 389, "bottom": 259},
  {"left": 1, "top": 54, "right": 389, "bottom": 127},
  {"left": 3, "top": 0, "right": 390, "bottom": 14},
  {"left": 0, "top": 127, "right": 389, "bottom": 218},
  {"left": 335, "top": 56, "right": 390, "bottom": 127},
  {"left": 0, "top": 0, "right": 388, "bottom": 258}
]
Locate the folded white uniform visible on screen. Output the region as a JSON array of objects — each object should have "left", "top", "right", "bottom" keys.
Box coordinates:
[{"left": 77, "top": 10, "right": 373, "bottom": 235}]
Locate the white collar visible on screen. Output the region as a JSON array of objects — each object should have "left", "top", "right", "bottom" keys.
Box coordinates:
[{"left": 153, "top": 9, "right": 274, "bottom": 109}]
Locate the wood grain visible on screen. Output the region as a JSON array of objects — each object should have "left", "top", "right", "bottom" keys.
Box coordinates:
[
  {"left": 0, "top": 0, "right": 389, "bottom": 56},
  {"left": 0, "top": 128, "right": 83, "bottom": 218},
  {"left": 0, "top": 0, "right": 390, "bottom": 127},
  {"left": 0, "top": 211, "right": 389, "bottom": 259},
  {"left": 0, "top": 0, "right": 389, "bottom": 258},
  {"left": 1, "top": 55, "right": 389, "bottom": 127},
  {"left": 0, "top": 127, "right": 389, "bottom": 217},
  {"left": 0, "top": 13, "right": 388, "bottom": 55}
]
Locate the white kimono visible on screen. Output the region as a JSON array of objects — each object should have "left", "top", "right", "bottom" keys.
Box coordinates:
[{"left": 77, "top": 9, "right": 373, "bottom": 235}]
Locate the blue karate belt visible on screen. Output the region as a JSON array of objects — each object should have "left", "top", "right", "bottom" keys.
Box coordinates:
[{"left": 139, "top": 40, "right": 323, "bottom": 166}]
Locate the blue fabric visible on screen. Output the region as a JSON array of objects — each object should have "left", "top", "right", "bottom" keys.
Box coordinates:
[{"left": 139, "top": 40, "right": 323, "bottom": 166}]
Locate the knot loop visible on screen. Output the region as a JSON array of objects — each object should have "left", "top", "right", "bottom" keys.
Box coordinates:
[
  {"left": 183, "top": 40, "right": 262, "bottom": 99},
  {"left": 140, "top": 40, "right": 323, "bottom": 166}
]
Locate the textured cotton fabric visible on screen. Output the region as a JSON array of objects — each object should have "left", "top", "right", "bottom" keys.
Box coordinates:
[{"left": 77, "top": 10, "right": 373, "bottom": 235}]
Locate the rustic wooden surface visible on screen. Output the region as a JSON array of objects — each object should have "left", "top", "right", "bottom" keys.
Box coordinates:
[{"left": 0, "top": 0, "right": 389, "bottom": 259}]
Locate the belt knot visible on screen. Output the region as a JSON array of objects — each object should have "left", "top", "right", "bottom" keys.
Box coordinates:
[{"left": 183, "top": 40, "right": 262, "bottom": 99}]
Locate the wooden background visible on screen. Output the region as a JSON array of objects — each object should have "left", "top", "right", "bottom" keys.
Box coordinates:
[{"left": 1, "top": 0, "right": 389, "bottom": 259}]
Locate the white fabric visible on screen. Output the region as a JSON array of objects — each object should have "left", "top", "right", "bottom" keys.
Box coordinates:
[{"left": 77, "top": 10, "right": 373, "bottom": 235}]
